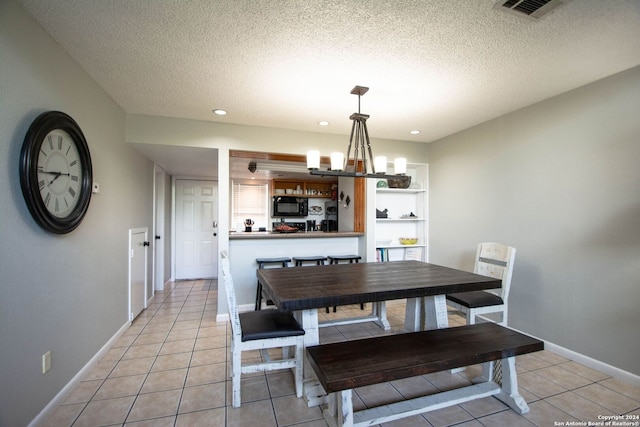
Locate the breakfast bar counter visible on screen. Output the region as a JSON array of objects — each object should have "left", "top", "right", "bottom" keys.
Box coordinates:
[
  {"left": 224, "top": 231, "right": 365, "bottom": 317},
  {"left": 229, "top": 231, "right": 363, "bottom": 240}
]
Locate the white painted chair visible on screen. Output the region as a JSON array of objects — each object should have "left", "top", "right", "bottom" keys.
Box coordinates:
[
  {"left": 220, "top": 251, "right": 305, "bottom": 407},
  {"left": 446, "top": 242, "right": 516, "bottom": 325}
]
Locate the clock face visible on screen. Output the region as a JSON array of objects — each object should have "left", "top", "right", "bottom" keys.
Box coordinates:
[
  {"left": 20, "top": 111, "right": 93, "bottom": 234},
  {"left": 37, "top": 129, "right": 84, "bottom": 218}
]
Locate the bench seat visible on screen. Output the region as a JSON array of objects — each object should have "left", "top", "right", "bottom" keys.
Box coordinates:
[{"left": 306, "top": 322, "right": 543, "bottom": 427}]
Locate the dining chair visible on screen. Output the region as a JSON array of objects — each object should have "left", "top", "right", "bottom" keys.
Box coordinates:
[
  {"left": 220, "top": 251, "right": 305, "bottom": 407},
  {"left": 446, "top": 242, "right": 516, "bottom": 325}
]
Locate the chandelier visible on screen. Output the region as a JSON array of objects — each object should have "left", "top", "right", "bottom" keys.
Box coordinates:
[{"left": 307, "top": 86, "right": 406, "bottom": 178}]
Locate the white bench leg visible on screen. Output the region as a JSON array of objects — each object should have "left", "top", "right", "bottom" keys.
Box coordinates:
[
  {"left": 324, "top": 390, "right": 354, "bottom": 427},
  {"left": 473, "top": 357, "right": 529, "bottom": 415}
]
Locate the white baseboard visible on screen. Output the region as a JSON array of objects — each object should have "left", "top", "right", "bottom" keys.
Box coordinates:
[
  {"left": 509, "top": 326, "right": 640, "bottom": 388},
  {"left": 28, "top": 321, "right": 131, "bottom": 427}
]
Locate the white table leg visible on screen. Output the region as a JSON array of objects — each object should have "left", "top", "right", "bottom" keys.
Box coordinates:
[
  {"left": 423, "top": 295, "right": 449, "bottom": 330},
  {"left": 294, "top": 308, "right": 327, "bottom": 407},
  {"left": 404, "top": 295, "right": 449, "bottom": 332},
  {"left": 404, "top": 297, "right": 422, "bottom": 332}
]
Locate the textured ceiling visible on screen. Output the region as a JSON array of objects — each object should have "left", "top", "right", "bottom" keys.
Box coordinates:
[{"left": 16, "top": 0, "right": 640, "bottom": 146}]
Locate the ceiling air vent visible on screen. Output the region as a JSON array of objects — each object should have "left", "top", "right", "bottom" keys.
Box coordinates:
[{"left": 494, "top": 0, "right": 573, "bottom": 20}]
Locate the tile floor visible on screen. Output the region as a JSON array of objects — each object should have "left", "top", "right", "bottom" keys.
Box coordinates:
[{"left": 44, "top": 279, "right": 640, "bottom": 426}]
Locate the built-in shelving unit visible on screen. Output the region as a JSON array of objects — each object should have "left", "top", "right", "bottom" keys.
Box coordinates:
[{"left": 373, "top": 165, "right": 428, "bottom": 262}]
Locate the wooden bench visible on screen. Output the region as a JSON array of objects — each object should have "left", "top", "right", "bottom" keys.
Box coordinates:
[{"left": 306, "top": 322, "right": 543, "bottom": 427}]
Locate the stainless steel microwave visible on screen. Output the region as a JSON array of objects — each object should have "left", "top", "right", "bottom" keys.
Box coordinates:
[{"left": 273, "top": 196, "right": 308, "bottom": 217}]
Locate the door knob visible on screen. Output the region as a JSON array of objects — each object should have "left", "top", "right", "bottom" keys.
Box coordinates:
[{"left": 155, "top": 235, "right": 161, "bottom": 240}]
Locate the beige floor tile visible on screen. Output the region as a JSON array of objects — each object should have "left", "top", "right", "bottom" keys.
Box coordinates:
[
  {"left": 573, "top": 383, "right": 640, "bottom": 414},
  {"left": 195, "top": 333, "right": 228, "bottom": 350},
  {"left": 166, "top": 327, "right": 199, "bottom": 342},
  {"left": 41, "top": 402, "right": 85, "bottom": 427},
  {"left": 73, "top": 395, "right": 136, "bottom": 427},
  {"left": 272, "top": 394, "right": 324, "bottom": 426},
  {"left": 125, "top": 415, "right": 176, "bottom": 426},
  {"left": 175, "top": 407, "right": 226, "bottom": 426},
  {"left": 185, "top": 361, "right": 227, "bottom": 386},
  {"left": 94, "top": 374, "right": 146, "bottom": 400},
  {"left": 422, "top": 404, "right": 474, "bottom": 427},
  {"left": 600, "top": 377, "right": 640, "bottom": 401},
  {"left": 140, "top": 368, "right": 188, "bottom": 393},
  {"left": 534, "top": 365, "right": 593, "bottom": 390},
  {"left": 109, "top": 356, "right": 155, "bottom": 378},
  {"left": 122, "top": 342, "right": 162, "bottom": 360},
  {"left": 227, "top": 399, "right": 277, "bottom": 427},
  {"left": 545, "top": 391, "right": 611, "bottom": 422},
  {"left": 159, "top": 338, "right": 196, "bottom": 355},
  {"left": 557, "top": 360, "right": 611, "bottom": 382},
  {"left": 379, "top": 413, "right": 433, "bottom": 426},
  {"left": 523, "top": 399, "right": 579, "bottom": 426},
  {"left": 518, "top": 371, "right": 567, "bottom": 399},
  {"left": 127, "top": 389, "right": 182, "bottom": 422},
  {"left": 459, "top": 396, "right": 508, "bottom": 418},
  {"left": 266, "top": 371, "right": 297, "bottom": 398},
  {"left": 355, "top": 382, "right": 405, "bottom": 408},
  {"left": 233, "top": 375, "right": 271, "bottom": 405},
  {"left": 390, "top": 375, "right": 439, "bottom": 399},
  {"left": 63, "top": 379, "right": 102, "bottom": 404},
  {"left": 477, "top": 409, "right": 536, "bottom": 426},
  {"left": 151, "top": 352, "right": 192, "bottom": 372},
  {"left": 179, "top": 382, "right": 226, "bottom": 413}
]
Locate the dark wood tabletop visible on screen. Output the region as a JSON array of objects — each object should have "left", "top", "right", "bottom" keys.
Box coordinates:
[{"left": 257, "top": 261, "right": 501, "bottom": 312}]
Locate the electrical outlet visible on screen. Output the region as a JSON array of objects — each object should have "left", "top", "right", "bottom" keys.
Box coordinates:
[{"left": 42, "top": 351, "right": 51, "bottom": 374}]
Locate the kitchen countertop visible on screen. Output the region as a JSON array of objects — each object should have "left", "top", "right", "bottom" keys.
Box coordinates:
[{"left": 229, "top": 231, "right": 363, "bottom": 240}]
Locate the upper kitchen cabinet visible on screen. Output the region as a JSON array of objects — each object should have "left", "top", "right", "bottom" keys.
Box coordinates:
[{"left": 271, "top": 179, "right": 335, "bottom": 198}]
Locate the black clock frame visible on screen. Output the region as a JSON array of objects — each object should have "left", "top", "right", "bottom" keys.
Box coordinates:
[{"left": 20, "top": 111, "right": 93, "bottom": 234}]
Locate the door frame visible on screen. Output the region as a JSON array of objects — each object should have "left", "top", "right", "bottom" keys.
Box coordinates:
[{"left": 152, "top": 165, "right": 166, "bottom": 291}]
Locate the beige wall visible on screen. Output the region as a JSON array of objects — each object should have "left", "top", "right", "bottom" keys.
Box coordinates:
[
  {"left": 0, "top": 2, "right": 154, "bottom": 425},
  {"left": 429, "top": 66, "right": 640, "bottom": 376}
]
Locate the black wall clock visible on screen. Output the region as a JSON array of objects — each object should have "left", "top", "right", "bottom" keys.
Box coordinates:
[{"left": 20, "top": 111, "right": 93, "bottom": 234}]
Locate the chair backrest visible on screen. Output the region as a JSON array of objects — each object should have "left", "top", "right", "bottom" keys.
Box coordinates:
[
  {"left": 473, "top": 242, "right": 516, "bottom": 301},
  {"left": 220, "top": 251, "right": 241, "bottom": 338}
]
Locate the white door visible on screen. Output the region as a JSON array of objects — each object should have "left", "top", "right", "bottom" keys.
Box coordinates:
[
  {"left": 175, "top": 179, "right": 218, "bottom": 279},
  {"left": 153, "top": 167, "right": 166, "bottom": 291},
  {"left": 129, "top": 228, "right": 148, "bottom": 321}
]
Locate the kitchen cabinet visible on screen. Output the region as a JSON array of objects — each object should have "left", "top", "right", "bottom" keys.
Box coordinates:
[{"left": 272, "top": 179, "right": 335, "bottom": 198}]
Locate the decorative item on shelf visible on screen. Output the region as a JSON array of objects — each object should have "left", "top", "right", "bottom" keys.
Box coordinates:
[
  {"left": 307, "top": 85, "right": 407, "bottom": 179},
  {"left": 376, "top": 208, "right": 388, "bottom": 218},
  {"left": 376, "top": 180, "right": 388, "bottom": 188},
  {"left": 399, "top": 237, "right": 418, "bottom": 245},
  {"left": 244, "top": 218, "right": 254, "bottom": 232},
  {"left": 387, "top": 175, "right": 412, "bottom": 188},
  {"left": 309, "top": 205, "right": 323, "bottom": 215},
  {"left": 400, "top": 212, "right": 417, "bottom": 218}
]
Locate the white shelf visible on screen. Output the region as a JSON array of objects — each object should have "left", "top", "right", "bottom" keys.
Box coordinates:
[
  {"left": 376, "top": 188, "right": 426, "bottom": 194},
  {"left": 376, "top": 244, "right": 426, "bottom": 249},
  {"left": 376, "top": 218, "right": 425, "bottom": 222}
]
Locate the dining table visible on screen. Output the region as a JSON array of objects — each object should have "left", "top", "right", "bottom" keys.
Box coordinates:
[{"left": 257, "top": 260, "right": 502, "bottom": 405}]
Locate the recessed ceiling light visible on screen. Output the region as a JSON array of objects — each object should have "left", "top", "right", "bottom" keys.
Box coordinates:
[
  {"left": 213, "top": 109, "right": 227, "bottom": 116},
  {"left": 410, "top": 130, "right": 421, "bottom": 135},
  {"left": 318, "top": 121, "right": 329, "bottom": 126}
]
